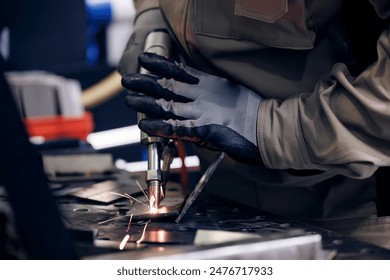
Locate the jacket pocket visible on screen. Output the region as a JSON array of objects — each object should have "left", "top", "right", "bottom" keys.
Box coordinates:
[
  {"left": 235, "top": 0, "right": 288, "bottom": 23},
  {"left": 193, "top": 0, "right": 316, "bottom": 50}
]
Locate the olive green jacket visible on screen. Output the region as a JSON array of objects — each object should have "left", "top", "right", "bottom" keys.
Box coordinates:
[
  {"left": 159, "top": 0, "right": 390, "bottom": 178},
  {"left": 126, "top": 0, "right": 390, "bottom": 219}
]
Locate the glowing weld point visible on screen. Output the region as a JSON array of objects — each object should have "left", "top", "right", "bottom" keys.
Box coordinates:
[
  {"left": 150, "top": 206, "right": 158, "bottom": 214},
  {"left": 119, "top": 234, "right": 130, "bottom": 250}
]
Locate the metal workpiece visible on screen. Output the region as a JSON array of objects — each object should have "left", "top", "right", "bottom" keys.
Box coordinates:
[
  {"left": 62, "top": 189, "right": 390, "bottom": 260},
  {"left": 147, "top": 232, "right": 325, "bottom": 260},
  {"left": 34, "top": 170, "right": 390, "bottom": 260}
]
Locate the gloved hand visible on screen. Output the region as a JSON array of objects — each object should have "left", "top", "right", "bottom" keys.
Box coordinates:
[
  {"left": 122, "top": 53, "right": 263, "bottom": 165},
  {"left": 117, "top": 7, "right": 168, "bottom": 75}
]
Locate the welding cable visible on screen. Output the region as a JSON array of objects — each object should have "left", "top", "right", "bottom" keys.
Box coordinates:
[{"left": 81, "top": 71, "right": 123, "bottom": 109}]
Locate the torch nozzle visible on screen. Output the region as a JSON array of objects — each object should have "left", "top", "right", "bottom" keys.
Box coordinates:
[{"left": 148, "top": 180, "right": 164, "bottom": 213}]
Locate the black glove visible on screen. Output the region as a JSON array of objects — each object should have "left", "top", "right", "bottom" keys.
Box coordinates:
[
  {"left": 117, "top": 8, "right": 168, "bottom": 75},
  {"left": 122, "top": 53, "right": 263, "bottom": 165}
]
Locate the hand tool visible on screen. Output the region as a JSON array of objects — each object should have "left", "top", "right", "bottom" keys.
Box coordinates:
[
  {"left": 137, "top": 31, "right": 172, "bottom": 212},
  {"left": 175, "top": 152, "right": 225, "bottom": 223}
]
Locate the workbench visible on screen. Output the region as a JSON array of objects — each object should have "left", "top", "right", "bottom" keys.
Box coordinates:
[{"left": 49, "top": 169, "right": 390, "bottom": 260}]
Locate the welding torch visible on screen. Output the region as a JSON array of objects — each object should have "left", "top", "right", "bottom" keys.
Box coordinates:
[{"left": 138, "top": 31, "right": 172, "bottom": 212}]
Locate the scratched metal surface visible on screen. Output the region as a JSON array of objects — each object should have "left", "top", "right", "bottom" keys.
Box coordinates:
[
  {"left": 3, "top": 164, "right": 389, "bottom": 259},
  {"left": 58, "top": 184, "right": 390, "bottom": 260}
]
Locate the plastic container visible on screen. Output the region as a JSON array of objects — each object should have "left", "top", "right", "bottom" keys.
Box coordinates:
[{"left": 24, "top": 112, "right": 94, "bottom": 140}]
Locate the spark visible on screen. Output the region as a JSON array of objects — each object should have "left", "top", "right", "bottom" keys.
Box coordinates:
[
  {"left": 98, "top": 216, "right": 127, "bottom": 225},
  {"left": 136, "top": 220, "right": 151, "bottom": 244},
  {"left": 119, "top": 234, "right": 130, "bottom": 250},
  {"left": 126, "top": 213, "right": 134, "bottom": 232},
  {"left": 110, "top": 191, "right": 132, "bottom": 200},
  {"left": 119, "top": 214, "right": 134, "bottom": 251},
  {"left": 136, "top": 179, "right": 149, "bottom": 201},
  {"left": 110, "top": 191, "right": 148, "bottom": 207},
  {"left": 124, "top": 192, "right": 149, "bottom": 207}
]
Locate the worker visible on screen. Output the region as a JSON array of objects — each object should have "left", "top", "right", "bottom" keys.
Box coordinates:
[{"left": 118, "top": 0, "right": 390, "bottom": 240}]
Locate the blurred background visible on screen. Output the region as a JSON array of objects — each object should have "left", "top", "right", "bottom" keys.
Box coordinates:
[
  {"left": 1, "top": 0, "right": 145, "bottom": 163},
  {"left": 2, "top": 0, "right": 390, "bottom": 261},
  {"left": 1, "top": 0, "right": 199, "bottom": 200}
]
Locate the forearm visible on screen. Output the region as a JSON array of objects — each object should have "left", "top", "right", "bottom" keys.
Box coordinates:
[
  {"left": 133, "top": 0, "right": 160, "bottom": 20},
  {"left": 259, "top": 27, "right": 390, "bottom": 178},
  {"left": 118, "top": 0, "right": 166, "bottom": 75}
]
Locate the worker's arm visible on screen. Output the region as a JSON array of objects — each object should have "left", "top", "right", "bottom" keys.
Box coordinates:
[
  {"left": 121, "top": 20, "right": 390, "bottom": 174},
  {"left": 118, "top": 0, "right": 167, "bottom": 75},
  {"left": 121, "top": 1, "right": 390, "bottom": 179},
  {"left": 258, "top": 2, "right": 390, "bottom": 179}
]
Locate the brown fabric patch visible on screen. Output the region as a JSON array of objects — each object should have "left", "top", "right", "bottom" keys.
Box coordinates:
[{"left": 235, "top": 0, "right": 288, "bottom": 23}]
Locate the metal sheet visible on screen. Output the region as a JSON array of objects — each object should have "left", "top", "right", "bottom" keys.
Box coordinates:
[
  {"left": 70, "top": 180, "right": 141, "bottom": 204},
  {"left": 58, "top": 182, "right": 390, "bottom": 260}
]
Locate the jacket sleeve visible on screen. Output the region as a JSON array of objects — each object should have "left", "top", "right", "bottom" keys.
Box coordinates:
[
  {"left": 258, "top": 3, "right": 390, "bottom": 179},
  {"left": 133, "top": 0, "right": 160, "bottom": 19}
]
